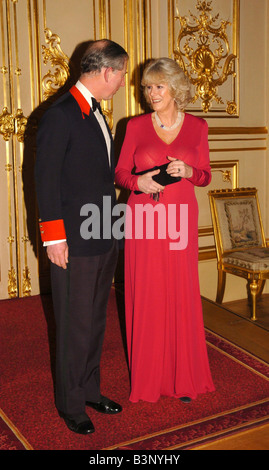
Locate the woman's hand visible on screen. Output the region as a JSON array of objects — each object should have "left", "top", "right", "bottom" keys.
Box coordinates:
[
  {"left": 137, "top": 169, "right": 165, "bottom": 195},
  {"left": 166, "top": 156, "right": 193, "bottom": 178}
]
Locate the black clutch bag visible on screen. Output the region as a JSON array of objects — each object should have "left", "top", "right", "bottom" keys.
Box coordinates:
[{"left": 134, "top": 162, "right": 181, "bottom": 194}]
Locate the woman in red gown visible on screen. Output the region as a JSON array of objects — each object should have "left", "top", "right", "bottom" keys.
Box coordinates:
[{"left": 115, "top": 58, "right": 215, "bottom": 403}]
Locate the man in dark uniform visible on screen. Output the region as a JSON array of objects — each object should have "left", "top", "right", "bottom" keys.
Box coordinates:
[{"left": 35, "top": 39, "right": 128, "bottom": 435}]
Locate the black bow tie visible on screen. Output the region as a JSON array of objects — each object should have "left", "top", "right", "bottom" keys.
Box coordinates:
[{"left": 91, "top": 97, "right": 102, "bottom": 113}]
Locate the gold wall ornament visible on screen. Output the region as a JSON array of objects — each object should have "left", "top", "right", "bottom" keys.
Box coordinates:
[
  {"left": 174, "top": 0, "right": 238, "bottom": 114},
  {"left": 22, "top": 266, "right": 31, "bottom": 297},
  {"left": 1, "top": 66, "right": 8, "bottom": 74},
  {"left": 7, "top": 235, "right": 15, "bottom": 244},
  {"left": 102, "top": 107, "right": 113, "bottom": 131},
  {"left": 226, "top": 100, "right": 237, "bottom": 115},
  {"left": 0, "top": 108, "right": 14, "bottom": 141},
  {"left": 213, "top": 168, "right": 231, "bottom": 183},
  {"left": 14, "top": 109, "right": 27, "bottom": 143},
  {"left": 41, "top": 28, "right": 70, "bottom": 100},
  {"left": 0, "top": 108, "right": 27, "bottom": 142},
  {"left": 8, "top": 266, "right": 17, "bottom": 298}
]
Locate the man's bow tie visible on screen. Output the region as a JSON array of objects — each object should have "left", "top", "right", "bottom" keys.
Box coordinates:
[{"left": 91, "top": 97, "right": 102, "bottom": 113}]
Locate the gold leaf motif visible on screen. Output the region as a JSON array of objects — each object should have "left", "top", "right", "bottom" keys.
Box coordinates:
[
  {"left": 0, "top": 107, "right": 14, "bottom": 141},
  {"left": 174, "top": 0, "right": 237, "bottom": 113},
  {"left": 226, "top": 100, "right": 237, "bottom": 115},
  {"left": 42, "top": 28, "right": 70, "bottom": 100},
  {"left": 102, "top": 108, "right": 113, "bottom": 131},
  {"left": 212, "top": 169, "right": 231, "bottom": 183},
  {"left": 23, "top": 266, "right": 31, "bottom": 297},
  {"left": 8, "top": 266, "right": 17, "bottom": 298},
  {"left": 222, "top": 169, "right": 231, "bottom": 183},
  {"left": 15, "top": 109, "right": 27, "bottom": 142}
]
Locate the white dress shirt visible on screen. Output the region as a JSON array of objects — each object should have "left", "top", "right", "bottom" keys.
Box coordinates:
[{"left": 75, "top": 80, "right": 111, "bottom": 166}]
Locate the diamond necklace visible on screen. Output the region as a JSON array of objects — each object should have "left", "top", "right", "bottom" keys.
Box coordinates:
[{"left": 154, "top": 111, "right": 183, "bottom": 131}]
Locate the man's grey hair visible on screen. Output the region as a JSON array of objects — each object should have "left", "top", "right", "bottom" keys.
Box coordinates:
[{"left": 81, "top": 39, "right": 128, "bottom": 74}]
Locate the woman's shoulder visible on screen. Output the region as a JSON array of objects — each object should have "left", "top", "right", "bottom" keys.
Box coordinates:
[
  {"left": 127, "top": 113, "right": 152, "bottom": 128},
  {"left": 184, "top": 112, "right": 208, "bottom": 129}
]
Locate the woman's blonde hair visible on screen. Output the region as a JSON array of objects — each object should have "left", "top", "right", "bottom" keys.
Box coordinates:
[{"left": 141, "top": 58, "right": 192, "bottom": 111}]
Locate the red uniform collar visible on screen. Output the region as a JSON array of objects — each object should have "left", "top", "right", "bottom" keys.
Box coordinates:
[{"left": 69, "top": 85, "right": 91, "bottom": 117}]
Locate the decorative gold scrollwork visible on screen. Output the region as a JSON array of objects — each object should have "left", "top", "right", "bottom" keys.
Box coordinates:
[
  {"left": 42, "top": 28, "right": 70, "bottom": 100},
  {"left": 212, "top": 169, "right": 231, "bottom": 183},
  {"left": 8, "top": 266, "right": 17, "bottom": 298},
  {"left": 22, "top": 266, "right": 31, "bottom": 296},
  {"left": 102, "top": 108, "right": 113, "bottom": 132},
  {"left": 174, "top": 0, "right": 237, "bottom": 113},
  {"left": 14, "top": 109, "right": 27, "bottom": 142},
  {"left": 0, "top": 107, "right": 28, "bottom": 142},
  {"left": 0, "top": 107, "right": 14, "bottom": 141},
  {"left": 1, "top": 65, "right": 8, "bottom": 74},
  {"left": 226, "top": 100, "right": 237, "bottom": 115},
  {"left": 222, "top": 169, "right": 231, "bottom": 183}
]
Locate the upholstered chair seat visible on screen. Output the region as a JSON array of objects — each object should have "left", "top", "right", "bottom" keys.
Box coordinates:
[{"left": 223, "top": 247, "right": 269, "bottom": 271}]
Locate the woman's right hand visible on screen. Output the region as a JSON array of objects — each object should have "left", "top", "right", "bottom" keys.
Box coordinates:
[{"left": 137, "top": 169, "right": 164, "bottom": 195}]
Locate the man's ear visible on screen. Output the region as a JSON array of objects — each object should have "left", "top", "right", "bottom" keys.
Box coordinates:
[{"left": 104, "top": 67, "right": 113, "bottom": 83}]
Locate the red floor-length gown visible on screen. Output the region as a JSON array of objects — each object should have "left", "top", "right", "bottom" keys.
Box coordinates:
[{"left": 115, "top": 113, "right": 215, "bottom": 402}]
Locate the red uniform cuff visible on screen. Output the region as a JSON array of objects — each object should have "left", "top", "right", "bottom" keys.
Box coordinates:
[{"left": 39, "top": 219, "right": 66, "bottom": 242}]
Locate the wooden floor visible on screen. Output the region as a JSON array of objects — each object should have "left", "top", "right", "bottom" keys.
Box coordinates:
[{"left": 195, "top": 294, "right": 269, "bottom": 450}]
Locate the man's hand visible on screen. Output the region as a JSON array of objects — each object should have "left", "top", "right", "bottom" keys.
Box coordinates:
[{"left": 46, "top": 242, "right": 69, "bottom": 269}]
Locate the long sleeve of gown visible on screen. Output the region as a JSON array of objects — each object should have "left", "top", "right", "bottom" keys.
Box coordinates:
[
  {"left": 115, "top": 120, "right": 140, "bottom": 192},
  {"left": 186, "top": 119, "right": 211, "bottom": 187}
]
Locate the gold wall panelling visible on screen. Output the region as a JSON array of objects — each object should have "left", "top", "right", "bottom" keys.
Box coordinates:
[
  {"left": 208, "top": 127, "right": 268, "bottom": 135},
  {"left": 0, "top": 0, "right": 123, "bottom": 299},
  {"left": 196, "top": 159, "right": 239, "bottom": 260},
  {"left": 210, "top": 147, "right": 267, "bottom": 153},
  {"left": 1, "top": 0, "right": 18, "bottom": 299},
  {"left": 174, "top": 0, "right": 239, "bottom": 117},
  {"left": 123, "top": 0, "right": 153, "bottom": 118},
  {"left": 167, "top": 0, "right": 175, "bottom": 58}
]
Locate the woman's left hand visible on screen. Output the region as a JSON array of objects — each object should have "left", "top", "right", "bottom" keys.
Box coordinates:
[{"left": 166, "top": 156, "right": 193, "bottom": 179}]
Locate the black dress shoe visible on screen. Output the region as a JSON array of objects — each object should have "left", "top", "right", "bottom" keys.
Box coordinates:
[
  {"left": 179, "top": 396, "right": 192, "bottom": 403},
  {"left": 86, "top": 395, "right": 122, "bottom": 414},
  {"left": 59, "top": 412, "right": 95, "bottom": 434}
]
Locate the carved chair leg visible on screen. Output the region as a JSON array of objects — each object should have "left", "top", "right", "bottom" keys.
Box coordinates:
[
  {"left": 256, "top": 279, "right": 265, "bottom": 300},
  {"left": 216, "top": 269, "right": 226, "bottom": 304},
  {"left": 247, "top": 279, "right": 265, "bottom": 303},
  {"left": 249, "top": 279, "right": 258, "bottom": 321}
]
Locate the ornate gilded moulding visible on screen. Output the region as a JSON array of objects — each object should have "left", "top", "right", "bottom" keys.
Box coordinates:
[
  {"left": 174, "top": 0, "right": 239, "bottom": 117},
  {"left": 42, "top": 28, "right": 70, "bottom": 100},
  {"left": 197, "top": 159, "right": 239, "bottom": 260}
]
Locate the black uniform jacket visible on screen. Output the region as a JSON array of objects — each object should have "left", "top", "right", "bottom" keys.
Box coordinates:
[{"left": 35, "top": 86, "right": 117, "bottom": 256}]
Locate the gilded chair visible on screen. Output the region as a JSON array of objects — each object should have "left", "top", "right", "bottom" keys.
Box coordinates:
[{"left": 208, "top": 187, "right": 269, "bottom": 321}]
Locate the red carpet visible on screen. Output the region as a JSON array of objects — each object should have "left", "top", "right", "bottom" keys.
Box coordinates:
[{"left": 0, "top": 288, "right": 269, "bottom": 450}]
